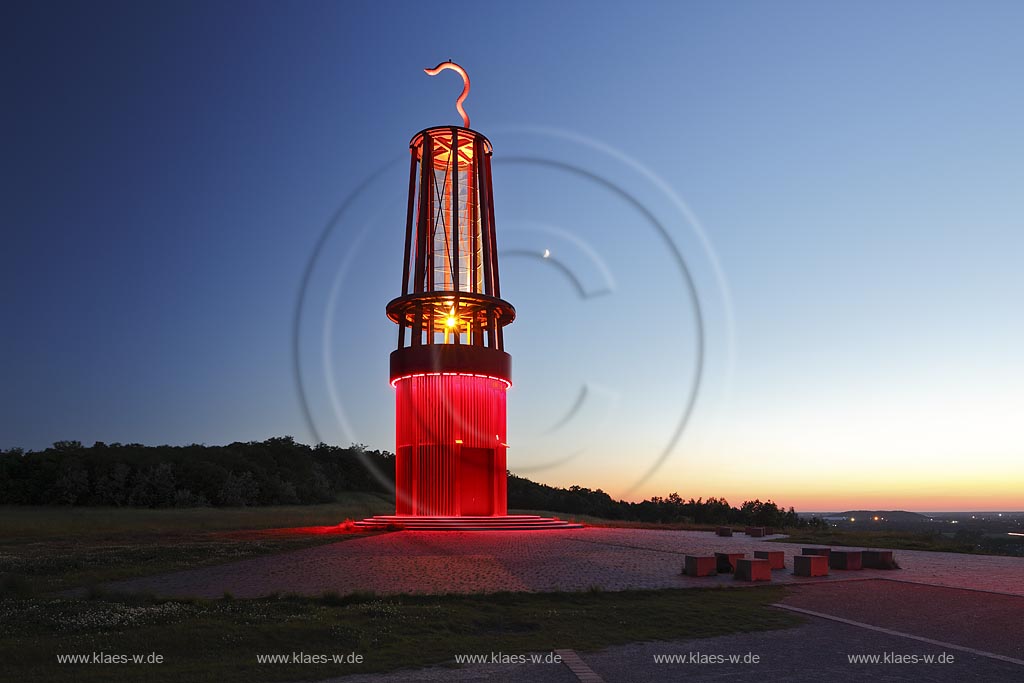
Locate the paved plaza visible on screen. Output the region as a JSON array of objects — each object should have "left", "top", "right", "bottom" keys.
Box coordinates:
[{"left": 108, "top": 527, "right": 1024, "bottom": 599}]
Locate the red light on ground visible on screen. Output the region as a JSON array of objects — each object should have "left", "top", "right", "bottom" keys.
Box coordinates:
[{"left": 232, "top": 520, "right": 366, "bottom": 538}]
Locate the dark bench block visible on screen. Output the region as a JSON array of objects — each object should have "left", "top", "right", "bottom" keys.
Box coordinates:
[
  {"left": 683, "top": 555, "right": 718, "bottom": 577},
  {"left": 829, "top": 550, "right": 863, "bottom": 570},
  {"left": 715, "top": 552, "right": 745, "bottom": 573},
  {"left": 862, "top": 550, "right": 897, "bottom": 569},
  {"left": 735, "top": 558, "right": 771, "bottom": 582},
  {"left": 794, "top": 554, "right": 829, "bottom": 577}
]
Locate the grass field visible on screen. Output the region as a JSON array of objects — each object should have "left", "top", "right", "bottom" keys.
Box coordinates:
[
  {"left": 509, "top": 509, "right": 723, "bottom": 530},
  {"left": 0, "top": 586, "right": 800, "bottom": 682},
  {"left": 519, "top": 510, "right": 1023, "bottom": 557},
  {"left": 0, "top": 493, "right": 392, "bottom": 538},
  {"left": 775, "top": 527, "right": 1022, "bottom": 555},
  {"left": 0, "top": 494, "right": 393, "bottom": 595}
]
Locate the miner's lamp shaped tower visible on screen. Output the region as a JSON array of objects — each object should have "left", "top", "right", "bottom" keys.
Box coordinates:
[
  {"left": 389, "top": 62, "right": 513, "bottom": 518},
  {"left": 357, "top": 62, "right": 580, "bottom": 530}
]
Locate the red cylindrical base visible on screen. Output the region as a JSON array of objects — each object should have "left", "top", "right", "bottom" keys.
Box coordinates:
[{"left": 394, "top": 374, "right": 508, "bottom": 516}]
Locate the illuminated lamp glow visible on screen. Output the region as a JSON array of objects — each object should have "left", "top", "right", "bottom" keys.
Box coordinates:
[
  {"left": 390, "top": 372, "right": 511, "bottom": 389},
  {"left": 454, "top": 439, "right": 463, "bottom": 444}
]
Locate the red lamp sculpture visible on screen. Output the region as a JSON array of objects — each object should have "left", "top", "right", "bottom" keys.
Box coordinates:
[{"left": 357, "top": 62, "right": 580, "bottom": 531}]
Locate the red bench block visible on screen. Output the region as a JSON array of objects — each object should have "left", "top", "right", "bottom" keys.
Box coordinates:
[
  {"left": 794, "top": 554, "right": 829, "bottom": 577},
  {"left": 734, "top": 558, "right": 772, "bottom": 582},
  {"left": 715, "top": 552, "right": 745, "bottom": 573},
  {"left": 754, "top": 550, "right": 786, "bottom": 569},
  {"left": 829, "top": 550, "right": 863, "bottom": 570},
  {"left": 683, "top": 555, "right": 718, "bottom": 577},
  {"left": 746, "top": 527, "right": 766, "bottom": 537},
  {"left": 716, "top": 527, "right": 734, "bottom": 537}
]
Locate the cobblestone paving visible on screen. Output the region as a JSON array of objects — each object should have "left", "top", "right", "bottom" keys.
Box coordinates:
[{"left": 105, "top": 527, "right": 1024, "bottom": 598}]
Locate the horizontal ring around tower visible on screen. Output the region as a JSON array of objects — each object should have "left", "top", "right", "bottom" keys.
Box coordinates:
[
  {"left": 390, "top": 344, "right": 511, "bottom": 384},
  {"left": 386, "top": 291, "right": 515, "bottom": 330}
]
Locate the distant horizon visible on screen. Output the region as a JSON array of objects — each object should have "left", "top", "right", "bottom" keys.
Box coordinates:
[
  {"left": 6, "top": 435, "right": 1020, "bottom": 515},
  {"left": 800, "top": 509, "right": 1024, "bottom": 516}
]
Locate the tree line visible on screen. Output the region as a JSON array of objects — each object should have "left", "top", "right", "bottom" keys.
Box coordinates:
[
  {"left": 508, "top": 475, "right": 825, "bottom": 528},
  {"left": 0, "top": 438, "right": 394, "bottom": 507},
  {"left": 1, "top": 438, "right": 824, "bottom": 528}
]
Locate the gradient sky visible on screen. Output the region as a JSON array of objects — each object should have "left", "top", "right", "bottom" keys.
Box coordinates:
[{"left": 3, "top": 1, "right": 1022, "bottom": 511}]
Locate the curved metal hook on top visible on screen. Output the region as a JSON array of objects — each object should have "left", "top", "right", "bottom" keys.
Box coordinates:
[{"left": 424, "top": 60, "right": 471, "bottom": 128}]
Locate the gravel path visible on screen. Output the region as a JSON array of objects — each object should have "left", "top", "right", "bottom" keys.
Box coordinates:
[
  {"left": 571, "top": 615, "right": 1023, "bottom": 683},
  {"left": 777, "top": 579, "right": 1024, "bottom": 660},
  {"left": 317, "top": 614, "right": 1023, "bottom": 683}
]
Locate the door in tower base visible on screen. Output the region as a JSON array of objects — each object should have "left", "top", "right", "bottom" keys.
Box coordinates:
[
  {"left": 460, "top": 447, "right": 495, "bottom": 515},
  {"left": 395, "top": 446, "right": 413, "bottom": 514}
]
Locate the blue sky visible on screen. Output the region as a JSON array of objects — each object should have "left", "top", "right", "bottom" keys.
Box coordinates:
[{"left": 3, "top": 1, "right": 1022, "bottom": 509}]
